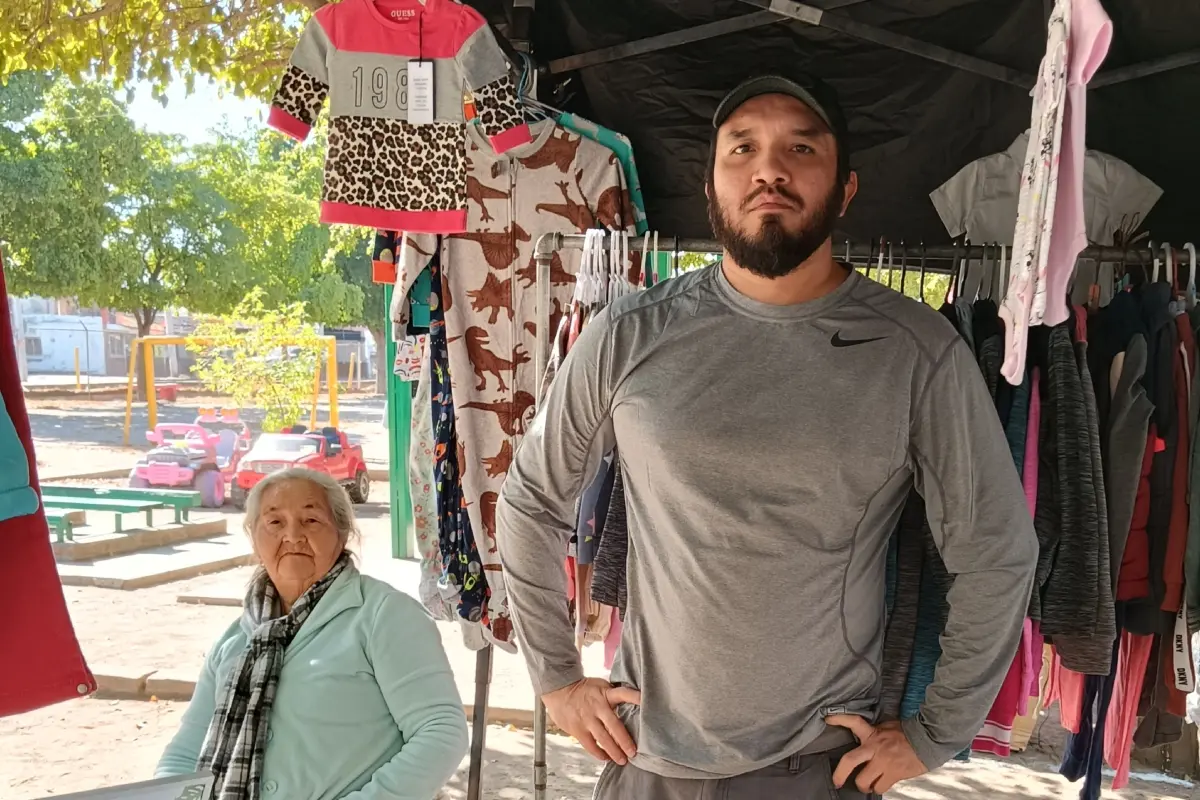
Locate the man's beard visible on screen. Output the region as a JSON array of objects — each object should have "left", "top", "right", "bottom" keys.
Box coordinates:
[{"left": 708, "top": 180, "right": 844, "bottom": 279}]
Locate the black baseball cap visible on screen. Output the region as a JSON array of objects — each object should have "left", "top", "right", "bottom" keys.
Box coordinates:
[{"left": 713, "top": 74, "right": 850, "bottom": 169}]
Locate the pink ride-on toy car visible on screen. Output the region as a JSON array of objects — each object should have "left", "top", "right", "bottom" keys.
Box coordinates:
[
  {"left": 129, "top": 423, "right": 228, "bottom": 507},
  {"left": 194, "top": 407, "right": 251, "bottom": 482}
]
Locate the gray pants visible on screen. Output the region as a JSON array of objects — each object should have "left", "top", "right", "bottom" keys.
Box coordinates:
[{"left": 593, "top": 742, "right": 877, "bottom": 800}]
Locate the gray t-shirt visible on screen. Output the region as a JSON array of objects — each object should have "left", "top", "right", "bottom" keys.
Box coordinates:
[{"left": 496, "top": 263, "right": 1038, "bottom": 778}]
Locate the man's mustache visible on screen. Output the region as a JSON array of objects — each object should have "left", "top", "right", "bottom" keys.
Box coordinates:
[{"left": 741, "top": 185, "right": 802, "bottom": 211}]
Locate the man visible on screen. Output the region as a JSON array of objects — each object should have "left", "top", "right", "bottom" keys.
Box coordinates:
[{"left": 496, "top": 74, "right": 1038, "bottom": 799}]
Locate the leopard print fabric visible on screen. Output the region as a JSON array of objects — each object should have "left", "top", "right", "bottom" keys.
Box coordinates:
[
  {"left": 473, "top": 75, "right": 525, "bottom": 140},
  {"left": 324, "top": 117, "right": 467, "bottom": 213},
  {"left": 271, "top": 65, "right": 328, "bottom": 128}
]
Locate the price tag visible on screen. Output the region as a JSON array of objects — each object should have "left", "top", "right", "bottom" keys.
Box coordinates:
[{"left": 407, "top": 61, "right": 434, "bottom": 125}]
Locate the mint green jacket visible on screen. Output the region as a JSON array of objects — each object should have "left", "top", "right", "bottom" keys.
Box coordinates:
[{"left": 156, "top": 570, "right": 468, "bottom": 799}]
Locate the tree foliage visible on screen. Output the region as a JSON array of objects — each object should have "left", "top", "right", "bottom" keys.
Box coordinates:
[
  {"left": 0, "top": 72, "right": 363, "bottom": 333},
  {"left": 188, "top": 288, "right": 324, "bottom": 432},
  {"left": 0, "top": 0, "right": 319, "bottom": 101}
]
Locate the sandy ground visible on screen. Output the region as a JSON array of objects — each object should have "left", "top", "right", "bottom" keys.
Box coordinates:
[
  {"left": 8, "top": 394, "right": 1197, "bottom": 798},
  {"left": 1, "top": 696, "right": 1190, "bottom": 799}
]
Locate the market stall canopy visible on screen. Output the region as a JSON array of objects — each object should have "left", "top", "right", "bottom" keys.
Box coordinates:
[{"left": 482, "top": 0, "right": 1200, "bottom": 244}]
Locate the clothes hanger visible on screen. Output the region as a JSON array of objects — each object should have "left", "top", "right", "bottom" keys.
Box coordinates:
[
  {"left": 918, "top": 242, "right": 928, "bottom": 304},
  {"left": 1184, "top": 243, "right": 1197, "bottom": 308},
  {"left": 639, "top": 231, "right": 650, "bottom": 290},
  {"left": 652, "top": 231, "right": 659, "bottom": 288},
  {"left": 997, "top": 244, "right": 1008, "bottom": 304},
  {"left": 844, "top": 240, "right": 852, "bottom": 268},
  {"left": 1163, "top": 242, "right": 1175, "bottom": 292},
  {"left": 898, "top": 242, "right": 909, "bottom": 297},
  {"left": 672, "top": 236, "right": 679, "bottom": 277},
  {"left": 875, "top": 237, "right": 886, "bottom": 285},
  {"left": 864, "top": 238, "right": 875, "bottom": 281},
  {"left": 1149, "top": 239, "right": 1160, "bottom": 283},
  {"left": 885, "top": 241, "right": 895, "bottom": 290}
]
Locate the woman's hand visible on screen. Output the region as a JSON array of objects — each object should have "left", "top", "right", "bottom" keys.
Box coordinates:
[
  {"left": 826, "top": 714, "right": 928, "bottom": 794},
  {"left": 542, "top": 678, "right": 641, "bottom": 765}
]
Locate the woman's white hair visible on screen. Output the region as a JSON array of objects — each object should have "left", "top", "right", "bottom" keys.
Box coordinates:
[{"left": 243, "top": 467, "right": 360, "bottom": 550}]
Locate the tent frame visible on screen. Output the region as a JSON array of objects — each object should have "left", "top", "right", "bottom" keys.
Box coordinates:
[{"left": 536, "top": 0, "right": 1200, "bottom": 89}]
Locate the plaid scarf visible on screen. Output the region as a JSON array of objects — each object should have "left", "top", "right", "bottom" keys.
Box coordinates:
[{"left": 198, "top": 552, "right": 352, "bottom": 800}]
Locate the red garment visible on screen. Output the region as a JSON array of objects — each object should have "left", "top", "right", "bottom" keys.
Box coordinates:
[
  {"left": 1162, "top": 316, "right": 1195, "bottom": 613},
  {"left": 1103, "top": 631, "right": 1154, "bottom": 790},
  {"left": 0, "top": 255, "right": 94, "bottom": 717},
  {"left": 1046, "top": 647, "right": 1087, "bottom": 734},
  {"left": 972, "top": 650, "right": 1022, "bottom": 755},
  {"left": 1117, "top": 428, "right": 1158, "bottom": 602}
]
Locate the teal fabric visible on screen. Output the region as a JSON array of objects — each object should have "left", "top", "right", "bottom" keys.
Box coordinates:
[
  {"left": 556, "top": 112, "right": 649, "bottom": 236},
  {"left": 156, "top": 570, "right": 468, "bottom": 800},
  {"left": 0, "top": 391, "right": 38, "bottom": 523}
]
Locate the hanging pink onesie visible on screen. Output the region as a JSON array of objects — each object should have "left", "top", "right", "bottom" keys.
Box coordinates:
[
  {"left": 1104, "top": 632, "right": 1154, "bottom": 789},
  {"left": 1036, "top": 0, "right": 1112, "bottom": 327}
]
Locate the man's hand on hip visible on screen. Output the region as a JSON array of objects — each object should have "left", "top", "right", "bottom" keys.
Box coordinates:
[
  {"left": 826, "top": 714, "right": 928, "bottom": 794},
  {"left": 542, "top": 678, "right": 641, "bottom": 765}
]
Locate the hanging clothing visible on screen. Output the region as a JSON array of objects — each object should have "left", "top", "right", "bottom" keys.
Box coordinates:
[
  {"left": 997, "top": 0, "right": 1069, "bottom": 385},
  {"left": 429, "top": 245, "right": 499, "bottom": 649},
  {"left": 410, "top": 336, "right": 451, "bottom": 620},
  {"left": 0, "top": 253, "right": 95, "bottom": 717},
  {"left": 557, "top": 112, "right": 650, "bottom": 234},
  {"left": 1104, "top": 334, "right": 1153, "bottom": 592},
  {"left": 878, "top": 491, "right": 926, "bottom": 723},
  {"left": 929, "top": 132, "right": 1159, "bottom": 250},
  {"left": 591, "top": 461, "right": 628, "bottom": 618},
  {"left": 268, "top": 0, "right": 531, "bottom": 232},
  {"left": 395, "top": 119, "right": 636, "bottom": 645},
  {"left": 1059, "top": 638, "right": 1120, "bottom": 800},
  {"left": 1053, "top": 313, "right": 1116, "bottom": 674},
  {"left": 1104, "top": 631, "right": 1155, "bottom": 790},
  {"left": 1038, "top": 0, "right": 1113, "bottom": 329}
]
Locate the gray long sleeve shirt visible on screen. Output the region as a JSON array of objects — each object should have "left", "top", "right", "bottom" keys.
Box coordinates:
[{"left": 495, "top": 264, "right": 1038, "bottom": 778}]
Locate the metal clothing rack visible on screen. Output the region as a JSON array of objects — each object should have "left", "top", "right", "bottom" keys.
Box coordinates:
[{"left": 461, "top": 232, "right": 1180, "bottom": 800}]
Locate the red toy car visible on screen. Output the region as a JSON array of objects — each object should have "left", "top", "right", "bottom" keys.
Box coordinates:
[{"left": 231, "top": 425, "right": 370, "bottom": 509}]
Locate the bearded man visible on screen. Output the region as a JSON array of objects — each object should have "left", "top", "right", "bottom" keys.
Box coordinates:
[{"left": 496, "top": 75, "right": 1038, "bottom": 800}]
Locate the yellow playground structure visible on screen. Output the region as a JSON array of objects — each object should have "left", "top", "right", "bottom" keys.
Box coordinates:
[{"left": 122, "top": 335, "right": 340, "bottom": 445}]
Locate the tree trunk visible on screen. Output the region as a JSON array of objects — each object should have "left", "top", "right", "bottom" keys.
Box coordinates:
[
  {"left": 371, "top": 327, "right": 387, "bottom": 395},
  {"left": 134, "top": 309, "right": 156, "bottom": 403}
]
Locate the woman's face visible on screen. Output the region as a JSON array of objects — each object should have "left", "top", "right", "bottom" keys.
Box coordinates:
[{"left": 252, "top": 478, "right": 344, "bottom": 599}]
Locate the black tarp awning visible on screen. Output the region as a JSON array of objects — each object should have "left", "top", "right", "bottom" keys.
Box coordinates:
[{"left": 483, "top": 0, "right": 1200, "bottom": 244}]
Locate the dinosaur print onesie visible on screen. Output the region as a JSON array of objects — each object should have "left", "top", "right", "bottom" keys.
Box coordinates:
[{"left": 389, "top": 119, "right": 635, "bottom": 649}]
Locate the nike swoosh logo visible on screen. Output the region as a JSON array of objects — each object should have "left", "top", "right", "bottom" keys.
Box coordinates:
[{"left": 831, "top": 332, "right": 886, "bottom": 348}]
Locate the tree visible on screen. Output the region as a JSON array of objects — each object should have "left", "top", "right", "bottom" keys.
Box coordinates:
[
  {"left": 323, "top": 224, "right": 387, "bottom": 392},
  {"left": 188, "top": 288, "right": 325, "bottom": 432},
  {"left": 0, "top": 1, "right": 315, "bottom": 101},
  {"left": 0, "top": 73, "right": 366, "bottom": 396}
]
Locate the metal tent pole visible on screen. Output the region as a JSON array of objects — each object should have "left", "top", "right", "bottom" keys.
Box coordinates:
[
  {"left": 466, "top": 645, "right": 493, "bottom": 800},
  {"left": 530, "top": 232, "right": 561, "bottom": 800}
]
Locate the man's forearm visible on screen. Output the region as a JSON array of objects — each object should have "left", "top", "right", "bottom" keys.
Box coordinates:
[
  {"left": 901, "top": 557, "right": 1035, "bottom": 768},
  {"left": 496, "top": 486, "right": 586, "bottom": 695}
]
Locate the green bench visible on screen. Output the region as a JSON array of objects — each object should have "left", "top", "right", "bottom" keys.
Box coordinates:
[
  {"left": 43, "top": 510, "right": 87, "bottom": 543},
  {"left": 41, "top": 496, "right": 166, "bottom": 534},
  {"left": 42, "top": 485, "right": 202, "bottom": 525}
]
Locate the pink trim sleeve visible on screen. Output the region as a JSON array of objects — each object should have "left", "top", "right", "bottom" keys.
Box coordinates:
[
  {"left": 267, "top": 106, "right": 312, "bottom": 141},
  {"left": 489, "top": 123, "right": 533, "bottom": 154}
]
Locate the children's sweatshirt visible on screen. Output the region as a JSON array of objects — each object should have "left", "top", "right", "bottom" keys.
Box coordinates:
[{"left": 268, "top": 0, "right": 532, "bottom": 233}]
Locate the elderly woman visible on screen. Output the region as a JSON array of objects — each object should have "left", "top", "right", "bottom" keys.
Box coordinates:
[{"left": 156, "top": 468, "right": 468, "bottom": 799}]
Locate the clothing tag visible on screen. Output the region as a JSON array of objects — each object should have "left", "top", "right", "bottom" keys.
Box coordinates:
[
  {"left": 407, "top": 61, "right": 434, "bottom": 125},
  {"left": 393, "top": 335, "right": 426, "bottom": 381},
  {"left": 1175, "top": 588, "right": 1196, "bottom": 692}
]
